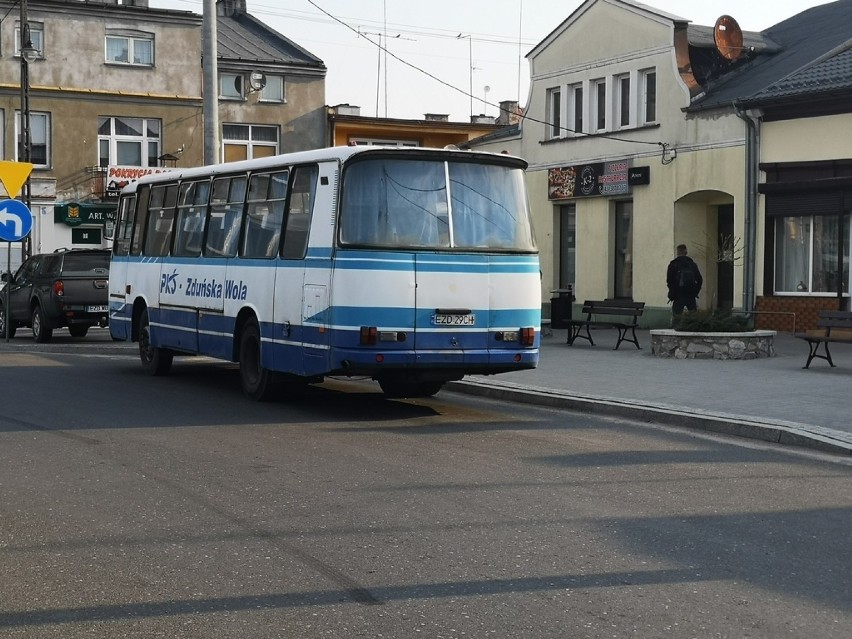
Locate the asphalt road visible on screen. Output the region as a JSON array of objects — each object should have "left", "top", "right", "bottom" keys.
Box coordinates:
[{"left": 1, "top": 337, "right": 851, "bottom": 638}]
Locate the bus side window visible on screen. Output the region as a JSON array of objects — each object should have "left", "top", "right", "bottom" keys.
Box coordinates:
[
  {"left": 243, "top": 171, "right": 287, "bottom": 258},
  {"left": 130, "top": 185, "right": 151, "bottom": 256},
  {"left": 205, "top": 176, "right": 246, "bottom": 258},
  {"left": 144, "top": 184, "right": 178, "bottom": 257},
  {"left": 174, "top": 181, "right": 209, "bottom": 257},
  {"left": 282, "top": 165, "right": 318, "bottom": 259},
  {"left": 114, "top": 194, "right": 136, "bottom": 256}
]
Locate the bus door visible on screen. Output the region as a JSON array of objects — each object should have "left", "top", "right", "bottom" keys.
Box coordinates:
[
  {"left": 273, "top": 163, "right": 327, "bottom": 376},
  {"left": 108, "top": 193, "right": 136, "bottom": 340},
  {"left": 414, "top": 254, "right": 491, "bottom": 362}
]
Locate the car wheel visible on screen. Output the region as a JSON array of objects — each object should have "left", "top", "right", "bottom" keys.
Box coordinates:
[
  {"left": 68, "top": 325, "right": 89, "bottom": 338},
  {"left": 0, "top": 305, "right": 15, "bottom": 339},
  {"left": 139, "top": 309, "right": 172, "bottom": 376},
  {"left": 32, "top": 305, "right": 53, "bottom": 343}
]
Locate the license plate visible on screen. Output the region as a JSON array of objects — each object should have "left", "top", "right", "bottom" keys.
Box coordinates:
[
  {"left": 87, "top": 305, "right": 108, "bottom": 313},
  {"left": 433, "top": 313, "right": 475, "bottom": 326}
]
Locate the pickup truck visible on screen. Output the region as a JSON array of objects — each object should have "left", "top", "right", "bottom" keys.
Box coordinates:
[{"left": 0, "top": 249, "right": 110, "bottom": 342}]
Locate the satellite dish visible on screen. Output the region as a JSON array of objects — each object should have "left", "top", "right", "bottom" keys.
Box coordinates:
[
  {"left": 714, "top": 15, "right": 744, "bottom": 61},
  {"left": 249, "top": 71, "right": 267, "bottom": 92}
]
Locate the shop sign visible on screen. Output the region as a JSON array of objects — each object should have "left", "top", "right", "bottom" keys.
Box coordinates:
[
  {"left": 106, "top": 165, "right": 175, "bottom": 196},
  {"left": 55, "top": 202, "right": 117, "bottom": 227},
  {"left": 548, "top": 161, "right": 636, "bottom": 199}
]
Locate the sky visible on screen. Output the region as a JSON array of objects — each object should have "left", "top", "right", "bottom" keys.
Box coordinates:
[{"left": 150, "top": 0, "right": 835, "bottom": 122}]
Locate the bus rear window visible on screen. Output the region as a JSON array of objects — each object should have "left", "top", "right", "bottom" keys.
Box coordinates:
[{"left": 339, "top": 158, "right": 535, "bottom": 251}]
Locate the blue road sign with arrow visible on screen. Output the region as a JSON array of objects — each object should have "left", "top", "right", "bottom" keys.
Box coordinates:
[{"left": 0, "top": 199, "right": 33, "bottom": 242}]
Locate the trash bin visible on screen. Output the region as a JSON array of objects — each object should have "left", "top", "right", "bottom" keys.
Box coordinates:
[{"left": 550, "top": 286, "right": 574, "bottom": 329}]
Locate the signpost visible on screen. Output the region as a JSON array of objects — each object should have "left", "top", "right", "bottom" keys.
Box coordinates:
[{"left": 0, "top": 161, "right": 34, "bottom": 341}]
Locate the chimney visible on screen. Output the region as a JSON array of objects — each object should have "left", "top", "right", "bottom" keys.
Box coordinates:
[
  {"left": 470, "top": 114, "right": 496, "bottom": 124},
  {"left": 497, "top": 100, "right": 522, "bottom": 125},
  {"left": 217, "top": 0, "right": 247, "bottom": 17},
  {"left": 424, "top": 113, "right": 450, "bottom": 122},
  {"left": 332, "top": 104, "right": 361, "bottom": 116}
]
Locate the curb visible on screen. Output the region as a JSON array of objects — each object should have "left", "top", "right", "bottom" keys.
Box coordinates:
[{"left": 446, "top": 379, "right": 852, "bottom": 457}]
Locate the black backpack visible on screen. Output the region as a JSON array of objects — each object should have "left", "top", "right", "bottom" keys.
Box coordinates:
[{"left": 677, "top": 262, "right": 698, "bottom": 294}]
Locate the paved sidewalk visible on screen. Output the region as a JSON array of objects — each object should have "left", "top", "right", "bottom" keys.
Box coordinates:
[{"left": 451, "top": 329, "right": 852, "bottom": 456}]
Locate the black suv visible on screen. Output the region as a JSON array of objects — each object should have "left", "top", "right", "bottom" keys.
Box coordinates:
[{"left": 0, "top": 249, "right": 110, "bottom": 342}]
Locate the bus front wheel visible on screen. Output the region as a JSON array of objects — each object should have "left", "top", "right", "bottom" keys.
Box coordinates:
[
  {"left": 139, "top": 309, "right": 173, "bottom": 376},
  {"left": 239, "top": 321, "right": 278, "bottom": 401}
]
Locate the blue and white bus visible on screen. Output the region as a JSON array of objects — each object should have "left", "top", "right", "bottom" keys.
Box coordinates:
[{"left": 109, "top": 146, "right": 540, "bottom": 400}]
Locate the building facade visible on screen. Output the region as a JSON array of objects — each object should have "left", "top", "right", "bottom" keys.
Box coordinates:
[
  {"left": 469, "top": 0, "right": 852, "bottom": 331},
  {"left": 0, "top": 0, "right": 325, "bottom": 267},
  {"left": 327, "top": 101, "right": 521, "bottom": 149}
]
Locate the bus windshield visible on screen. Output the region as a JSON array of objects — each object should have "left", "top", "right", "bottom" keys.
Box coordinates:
[{"left": 339, "top": 158, "right": 536, "bottom": 251}]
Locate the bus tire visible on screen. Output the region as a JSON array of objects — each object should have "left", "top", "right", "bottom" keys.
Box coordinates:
[
  {"left": 139, "top": 309, "right": 173, "bottom": 376},
  {"left": 239, "top": 320, "right": 278, "bottom": 401},
  {"left": 378, "top": 379, "right": 444, "bottom": 399}
]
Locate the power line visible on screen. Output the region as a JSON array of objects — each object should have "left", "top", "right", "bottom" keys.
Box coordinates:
[
  {"left": 305, "top": 0, "right": 664, "bottom": 149},
  {"left": 159, "top": 0, "right": 669, "bottom": 152}
]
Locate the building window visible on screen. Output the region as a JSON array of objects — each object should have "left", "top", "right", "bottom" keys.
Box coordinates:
[
  {"left": 259, "top": 75, "right": 285, "bottom": 102},
  {"left": 642, "top": 69, "right": 657, "bottom": 124},
  {"left": 105, "top": 32, "right": 154, "bottom": 66},
  {"left": 559, "top": 204, "right": 576, "bottom": 289},
  {"left": 546, "top": 87, "right": 562, "bottom": 139},
  {"left": 98, "top": 117, "right": 161, "bottom": 167},
  {"left": 614, "top": 201, "right": 633, "bottom": 298},
  {"left": 570, "top": 84, "right": 583, "bottom": 135},
  {"left": 348, "top": 138, "right": 419, "bottom": 147},
  {"left": 222, "top": 123, "right": 279, "bottom": 162},
  {"left": 774, "top": 215, "right": 850, "bottom": 294},
  {"left": 220, "top": 73, "right": 244, "bottom": 99},
  {"left": 616, "top": 74, "right": 630, "bottom": 128},
  {"left": 15, "top": 111, "right": 49, "bottom": 167},
  {"left": 15, "top": 23, "right": 44, "bottom": 58},
  {"left": 592, "top": 79, "right": 607, "bottom": 132}
]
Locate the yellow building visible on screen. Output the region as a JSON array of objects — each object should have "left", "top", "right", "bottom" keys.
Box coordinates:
[{"left": 469, "top": 0, "right": 852, "bottom": 331}]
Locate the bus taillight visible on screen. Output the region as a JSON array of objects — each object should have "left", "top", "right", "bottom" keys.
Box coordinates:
[
  {"left": 360, "top": 326, "right": 377, "bottom": 345},
  {"left": 520, "top": 327, "right": 536, "bottom": 346}
]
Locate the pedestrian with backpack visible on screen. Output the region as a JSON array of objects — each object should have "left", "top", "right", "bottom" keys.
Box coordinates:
[{"left": 666, "top": 244, "right": 703, "bottom": 319}]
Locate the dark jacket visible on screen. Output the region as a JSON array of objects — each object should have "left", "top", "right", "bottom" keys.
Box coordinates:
[{"left": 666, "top": 255, "right": 703, "bottom": 301}]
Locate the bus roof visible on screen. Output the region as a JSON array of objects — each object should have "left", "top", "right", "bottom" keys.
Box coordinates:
[{"left": 121, "top": 145, "right": 528, "bottom": 194}]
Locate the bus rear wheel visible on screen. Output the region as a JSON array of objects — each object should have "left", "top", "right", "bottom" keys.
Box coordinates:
[
  {"left": 139, "top": 309, "right": 173, "bottom": 376},
  {"left": 239, "top": 321, "right": 278, "bottom": 401},
  {"left": 378, "top": 379, "right": 444, "bottom": 399}
]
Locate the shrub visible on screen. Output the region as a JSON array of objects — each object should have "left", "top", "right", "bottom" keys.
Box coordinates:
[{"left": 674, "top": 309, "right": 750, "bottom": 332}]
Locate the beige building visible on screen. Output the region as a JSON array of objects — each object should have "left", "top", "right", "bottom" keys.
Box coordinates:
[
  {"left": 0, "top": 0, "right": 325, "bottom": 265},
  {"left": 469, "top": 0, "right": 852, "bottom": 331}
]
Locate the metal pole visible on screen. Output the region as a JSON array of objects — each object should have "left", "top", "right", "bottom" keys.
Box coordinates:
[
  {"left": 4, "top": 247, "right": 10, "bottom": 342},
  {"left": 202, "top": 0, "right": 220, "bottom": 165},
  {"left": 20, "top": 0, "right": 32, "bottom": 259}
]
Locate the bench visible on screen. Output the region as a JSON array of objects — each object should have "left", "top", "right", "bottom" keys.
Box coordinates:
[
  {"left": 566, "top": 300, "right": 645, "bottom": 350},
  {"left": 795, "top": 310, "right": 852, "bottom": 368}
]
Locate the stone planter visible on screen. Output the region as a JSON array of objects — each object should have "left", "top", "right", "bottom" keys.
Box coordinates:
[{"left": 650, "top": 329, "right": 776, "bottom": 360}]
